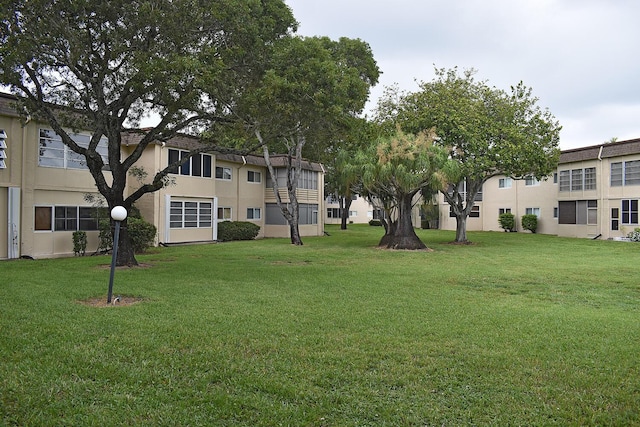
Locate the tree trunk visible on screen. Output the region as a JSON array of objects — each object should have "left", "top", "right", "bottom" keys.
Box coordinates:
[
  {"left": 454, "top": 214, "right": 468, "bottom": 243},
  {"left": 289, "top": 221, "right": 303, "bottom": 245},
  {"left": 378, "top": 194, "right": 427, "bottom": 250},
  {"left": 287, "top": 170, "right": 303, "bottom": 245},
  {"left": 115, "top": 219, "right": 138, "bottom": 267},
  {"left": 340, "top": 197, "right": 353, "bottom": 230},
  {"left": 260, "top": 139, "right": 304, "bottom": 246},
  {"left": 378, "top": 219, "right": 396, "bottom": 247}
]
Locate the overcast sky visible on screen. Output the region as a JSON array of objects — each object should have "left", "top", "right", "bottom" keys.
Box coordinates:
[{"left": 285, "top": 0, "right": 640, "bottom": 150}]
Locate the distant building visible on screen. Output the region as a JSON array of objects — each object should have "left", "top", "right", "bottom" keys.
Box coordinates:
[
  {"left": 324, "top": 194, "right": 376, "bottom": 225},
  {"left": 435, "top": 139, "right": 640, "bottom": 239}
]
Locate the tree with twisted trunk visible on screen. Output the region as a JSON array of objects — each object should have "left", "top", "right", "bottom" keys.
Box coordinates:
[{"left": 355, "top": 127, "right": 454, "bottom": 250}]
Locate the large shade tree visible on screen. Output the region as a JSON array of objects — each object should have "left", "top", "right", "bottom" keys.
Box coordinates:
[
  {"left": 0, "top": 0, "right": 296, "bottom": 265},
  {"left": 232, "top": 36, "right": 379, "bottom": 245},
  {"left": 393, "top": 68, "right": 561, "bottom": 243},
  {"left": 354, "top": 127, "right": 453, "bottom": 250}
]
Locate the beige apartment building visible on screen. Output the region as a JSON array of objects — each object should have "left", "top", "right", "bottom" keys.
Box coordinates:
[
  {"left": 324, "top": 195, "right": 377, "bottom": 225},
  {"left": 435, "top": 138, "right": 640, "bottom": 239},
  {"left": 437, "top": 175, "right": 559, "bottom": 235},
  {"left": 0, "top": 93, "right": 324, "bottom": 260},
  {"left": 555, "top": 139, "right": 640, "bottom": 240}
]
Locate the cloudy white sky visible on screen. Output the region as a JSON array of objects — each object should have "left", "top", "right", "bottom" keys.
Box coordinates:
[{"left": 285, "top": 0, "right": 640, "bottom": 150}]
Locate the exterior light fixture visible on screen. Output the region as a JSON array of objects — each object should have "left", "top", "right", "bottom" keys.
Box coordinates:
[{"left": 107, "top": 206, "right": 127, "bottom": 304}]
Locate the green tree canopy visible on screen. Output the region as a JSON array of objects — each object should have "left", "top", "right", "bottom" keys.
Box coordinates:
[
  {"left": 384, "top": 67, "right": 561, "bottom": 242},
  {"left": 0, "top": 0, "right": 297, "bottom": 264},
  {"left": 355, "top": 126, "right": 453, "bottom": 249},
  {"left": 231, "top": 35, "right": 379, "bottom": 245}
]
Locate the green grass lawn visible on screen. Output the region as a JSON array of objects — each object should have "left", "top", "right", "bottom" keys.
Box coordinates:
[{"left": 1, "top": 225, "right": 639, "bottom": 426}]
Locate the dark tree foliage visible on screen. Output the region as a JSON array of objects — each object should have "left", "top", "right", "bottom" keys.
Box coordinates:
[
  {"left": 233, "top": 36, "right": 379, "bottom": 245},
  {"left": 383, "top": 68, "right": 561, "bottom": 243},
  {"left": 0, "top": 0, "right": 296, "bottom": 264}
]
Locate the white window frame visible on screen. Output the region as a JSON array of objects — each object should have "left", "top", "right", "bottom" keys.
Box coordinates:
[
  {"left": 247, "top": 170, "right": 262, "bottom": 183},
  {"left": 571, "top": 169, "right": 583, "bottom": 191},
  {"left": 584, "top": 167, "right": 596, "bottom": 190},
  {"left": 559, "top": 170, "right": 570, "bottom": 192},
  {"left": 621, "top": 199, "right": 639, "bottom": 225},
  {"left": 525, "top": 176, "right": 539, "bottom": 186},
  {"left": 215, "top": 166, "right": 232, "bottom": 181},
  {"left": 170, "top": 200, "right": 213, "bottom": 228},
  {"left": 498, "top": 177, "right": 512, "bottom": 189},
  {"left": 246, "top": 207, "right": 261, "bottom": 220},
  {"left": 525, "top": 207, "right": 541, "bottom": 217},
  {"left": 38, "top": 128, "right": 109, "bottom": 170},
  {"left": 327, "top": 208, "right": 341, "bottom": 218},
  {"left": 217, "top": 206, "right": 232, "bottom": 221},
  {"left": 34, "top": 205, "right": 101, "bottom": 232},
  {"left": 167, "top": 148, "right": 212, "bottom": 178}
]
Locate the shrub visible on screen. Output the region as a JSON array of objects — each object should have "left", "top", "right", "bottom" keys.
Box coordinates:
[
  {"left": 72, "top": 231, "right": 87, "bottom": 256},
  {"left": 627, "top": 227, "right": 640, "bottom": 242},
  {"left": 97, "top": 213, "right": 157, "bottom": 254},
  {"left": 498, "top": 212, "right": 516, "bottom": 232},
  {"left": 127, "top": 217, "right": 157, "bottom": 253},
  {"left": 369, "top": 219, "right": 382, "bottom": 227},
  {"left": 421, "top": 203, "right": 439, "bottom": 229},
  {"left": 521, "top": 214, "right": 538, "bottom": 233},
  {"left": 98, "top": 220, "right": 112, "bottom": 253},
  {"left": 218, "top": 221, "right": 260, "bottom": 241}
]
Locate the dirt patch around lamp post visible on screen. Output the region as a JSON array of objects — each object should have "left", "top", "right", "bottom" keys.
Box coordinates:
[{"left": 77, "top": 295, "right": 146, "bottom": 307}]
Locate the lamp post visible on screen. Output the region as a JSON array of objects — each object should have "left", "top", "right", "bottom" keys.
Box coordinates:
[{"left": 107, "top": 206, "right": 127, "bottom": 304}]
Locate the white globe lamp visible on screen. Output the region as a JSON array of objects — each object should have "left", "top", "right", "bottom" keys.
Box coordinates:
[{"left": 111, "top": 206, "right": 128, "bottom": 221}]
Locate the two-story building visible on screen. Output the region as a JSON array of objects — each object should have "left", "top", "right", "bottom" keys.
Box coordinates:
[
  {"left": 555, "top": 139, "right": 640, "bottom": 240},
  {"left": 437, "top": 175, "right": 559, "bottom": 235},
  {"left": 0, "top": 93, "right": 325, "bottom": 260},
  {"left": 434, "top": 139, "right": 640, "bottom": 239}
]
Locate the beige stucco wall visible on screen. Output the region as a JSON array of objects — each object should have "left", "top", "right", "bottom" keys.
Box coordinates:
[
  {"left": 483, "top": 175, "right": 558, "bottom": 235},
  {"left": 28, "top": 190, "right": 102, "bottom": 258},
  {"left": 0, "top": 101, "right": 324, "bottom": 258},
  {"left": 6, "top": 118, "right": 111, "bottom": 258},
  {"left": 214, "top": 159, "right": 266, "bottom": 238},
  {"left": 154, "top": 145, "right": 217, "bottom": 244},
  {"left": 556, "top": 159, "right": 600, "bottom": 239},
  {"left": 557, "top": 154, "right": 640, "bottom": 240},
  {"left": 436, "top": 192, "right": 484, "bottom": 232},
  {"left": 264, "top": 171, "right": 325, "bottom": 238},
  {"left": 325, "top": 196, "right": 375, "bottom": 225},
  {"left": 437, "top": 175, "right": 559, "bottom": 235}
]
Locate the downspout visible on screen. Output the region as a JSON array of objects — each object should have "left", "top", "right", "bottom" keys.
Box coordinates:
[
  {"left": 514, "top": 177, "right": 519, "bottom": 232},
  {"left": 598, "top": 145, "right": 604, "bottom": 238},
  {"left": 159, "top": 142, "right": 166, "bottom": 245},
  {"left": 237, "top": 156, "right": 246, "bottom": 220},
  {"left": 320, "top": 163, "right": 325, "bottom": 234},
  {"left": 17, "top": 116, "right": 32, "bottom": 258}
]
